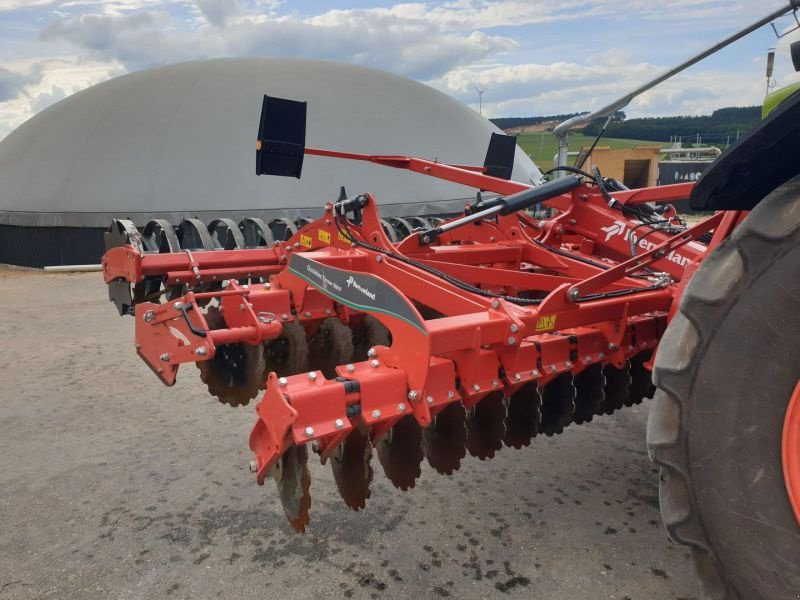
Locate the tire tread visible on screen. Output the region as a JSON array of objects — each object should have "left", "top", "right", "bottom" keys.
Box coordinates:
[{"left": 647, "top": 176, "right": 800, "bottom": 600}]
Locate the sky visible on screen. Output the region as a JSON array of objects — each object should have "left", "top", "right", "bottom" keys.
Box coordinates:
[{"left": 1, "top": 0, "right": 800, "bottom": 139}]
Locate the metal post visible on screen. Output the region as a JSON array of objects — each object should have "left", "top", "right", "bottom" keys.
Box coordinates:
[{"left": 556, "top": 134, "right": 571, "bottom": 176}]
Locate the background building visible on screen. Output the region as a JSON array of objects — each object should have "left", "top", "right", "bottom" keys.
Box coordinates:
[
  {"left": 0, "top": 58, "right": 540, "bottom": 267},
  {"left": 578, "top": 146, "right": 662, "bottom": 189}
]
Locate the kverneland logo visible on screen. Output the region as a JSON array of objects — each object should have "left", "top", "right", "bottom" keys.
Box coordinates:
[
  {"left": 600, "top": 220, "right": 691, "bottom": 267},
  {"left": 346, "top": 275, "right": 376, "bottom": 301},
  {"left": 601, "top": 220, "right": 627, "bottom": 242}
]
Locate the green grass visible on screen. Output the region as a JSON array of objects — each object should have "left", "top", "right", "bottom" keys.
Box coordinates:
[{"left": 515, "top": 132, "right": 666, "bottom": 172}]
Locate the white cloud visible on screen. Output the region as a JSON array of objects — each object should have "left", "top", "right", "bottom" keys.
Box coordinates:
[
  {"left": 37, "top": 4, "right": 518, "bottom": 78},
  {"left": 306, "top": 1, "right": 787, "bottom": 32},
  {"left": 0, "top": 57, "right": 123, "bottom": 138},
  {"left": 0, "top": 0, "right": 53, "bottom": 10},
  {"left": 0, "top": 0, "right": 794, "bottom": 140},
  {"left": 429, "top": 46, "right": 774, "bottom": 119},
  {"left": 0, "top": 65, "right": 42, "bottom": 102},
  {"left": 194, "top": 0, "right": 241, "bottom": 27}
]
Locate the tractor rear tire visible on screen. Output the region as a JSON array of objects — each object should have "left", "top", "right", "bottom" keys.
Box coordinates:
[{"left": 648, "top": 176, "right": 800, "bottom": 599}]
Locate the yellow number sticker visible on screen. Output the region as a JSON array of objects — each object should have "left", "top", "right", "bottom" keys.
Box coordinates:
[
  {"left": 318, "top": 229, "right": 332, "bottom": 244},
  {"left": 535, "top": 314, "right": 557, "bottom": 332},
  {"left": 299, "top": 234, "right": 313, "bottom": 248}
]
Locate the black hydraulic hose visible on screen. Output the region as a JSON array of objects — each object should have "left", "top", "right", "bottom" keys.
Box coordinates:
[
  {"left": 540, "top": 165, "right": 596, "bottom": 180},
  {"left": 331, "top": 201, "right": 664, "bottom": 306},
  {"left": 574, "top": 114, "right": 613, "bottom": 170},
  {"left": 333, "top": 211, "right": 542, "bottom": 305}
]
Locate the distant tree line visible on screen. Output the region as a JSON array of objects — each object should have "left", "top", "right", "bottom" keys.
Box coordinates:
[
  {"left": 492, "top": 106, "right": 763, "bottom": 144},
  {"left": 578, "top": 106, "right": 762, "bottom": 142}
]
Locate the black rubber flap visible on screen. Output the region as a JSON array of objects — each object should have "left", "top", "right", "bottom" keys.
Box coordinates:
[
  {"left": 483, "top": 133, "right": 517, "bottom": 180},
  {"left": 256, "top": 95, "right": 307, "bottom": 178},
  {"left": 690, "top": 90, "right": 800, "bottom": 211}
]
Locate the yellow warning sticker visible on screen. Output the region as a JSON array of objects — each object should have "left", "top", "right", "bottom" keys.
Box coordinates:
[
  {"left": 318, "top": 229, "right": 332, "bottom": 245},
  {"left": 535, "top": 314, "right": 557, "bottom": 332},
  {"left": 338, "top": 230, "right": 351, "bottom": 243},
  {"left": 299, "top": 234, "right": 313, "bottom": 248}
]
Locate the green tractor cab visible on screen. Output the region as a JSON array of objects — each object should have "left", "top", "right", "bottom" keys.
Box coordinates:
[
  {"left": 764, "top": 39, "right": 800, "bottom": 117},
  {"left": 764, "top": 80, "right": 800, "bottom": 117}
]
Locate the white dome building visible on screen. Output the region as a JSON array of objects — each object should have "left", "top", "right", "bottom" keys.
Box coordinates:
[{"left": 0, "top": 57, "right": 540, "bottom": 266}]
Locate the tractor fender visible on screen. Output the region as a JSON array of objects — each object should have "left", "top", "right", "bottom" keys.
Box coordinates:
[{"left": 690, "top": 89, "right": 800, "bottom": 211}]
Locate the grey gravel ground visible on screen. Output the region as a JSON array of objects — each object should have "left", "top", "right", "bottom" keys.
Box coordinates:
[{"left": 0, "top": 268, "right": 699, "bottom": 600}]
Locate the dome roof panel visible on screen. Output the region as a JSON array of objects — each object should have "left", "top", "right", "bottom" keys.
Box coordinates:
[{"left": 0, "top": 58, "right": 540, "bottom": 227}]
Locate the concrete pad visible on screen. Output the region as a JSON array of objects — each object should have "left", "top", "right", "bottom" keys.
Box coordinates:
[{"left": 0, "top": 269, "right": 698, "bottom": 600}]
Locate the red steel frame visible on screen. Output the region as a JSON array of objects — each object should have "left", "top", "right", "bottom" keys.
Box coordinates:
[{"left": 102, "top": 149, "right": 729, "bottom": 486}]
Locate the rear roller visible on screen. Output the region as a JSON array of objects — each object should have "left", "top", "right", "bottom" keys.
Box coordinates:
[
  {"left": 104, "top": 219, "right": 144, "bottom": 315},
  {"left": 238, "top": 217, "right": 274, "bottom": 248},
  {"left": 422, "top": 402, "right": 468, "bottom": 475},
  {"left": 465, "top": 390, "right": 506, "bottom": 460},
  {"left": 406, "top": 216, "right": 431, "bottom": 230},
  {"left": 177, "top": 218, "right": 214, "bottom": 251},
  {"left": 141, "top": 219, "right": 179, "bottom": 254},
  {"left": 376, "top": 416, "right": 424, "bottom": 491},
  {"left": 648, "top": 177, "right": 800, "bottom": 599},
  {"left": 388, "top": 217, "right": 416, "bottom": 239},
  {"left": 176, "top": 219, "right": 218, "bottom": 300},
  {"left": 271, "top": 444, "right": 312, "bottom": 533},
  {"left": 208, "top": 218, "right": 245, "bottom": 250},
  {"left": 140, "top": 219, "right": 184, "bottom": 302},
  {"left": 330, "top": 427, "right": 373, "bottom": 510},
  {"left": 380, "top": 219, "right": 399, "bottom": 243},
  {"left": 104, "top": 219, "right": 185, "bottom": 314},
  {"left": 270, "top": 218, "right": 297, "bottom": 241},
  {"left": 196, "top": 306, "right": 266, "bottom": 407}
]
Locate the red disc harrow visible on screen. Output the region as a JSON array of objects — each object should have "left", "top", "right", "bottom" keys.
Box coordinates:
[{"left": 101, "top": 96, "right": 730, "bottom": 531}]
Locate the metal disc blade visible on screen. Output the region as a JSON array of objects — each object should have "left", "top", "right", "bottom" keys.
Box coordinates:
[
  {"left": 197, "top": 343, "right": 266, "bottom": 407},
  {"left": 352, "top": 315, "right": 391, "bottom": 363},
  {"left": 264, "top": 321, "right": 309, "bottom": 377},
  {"left": 422, "top": 401, "right": 467, "bottom": 475},
  {"left": 376, "top": 416, "right": 424, "bottom": 491},
  {"left": 197, "top": 307, "right": 266, "bottom": 406},
  {"left": 599, "top": 362, "right": 632, "bottom": 415},
  {"left": 573, "top": 364, "right": 606, "bottom": 424},
  {"left": 540, "top": 373, "right": 576, "bottom": 436},
  {"left": 330, "top": 428, "right": 373, "bottom": 511},
  {"left": 626, "top": 352, "right": 655, "bottom": 406},
  {"left": 503, "top": 383, "right": 541, "bottom": 449},
  {"left": 308, "top": 318, "right": 354, "bottom": 379},
  {"left": 272, "top": 444, "right": 312, "bottom": 533},
  {"left": 465, "top": 391, "right": 506, "bottom": 460}
]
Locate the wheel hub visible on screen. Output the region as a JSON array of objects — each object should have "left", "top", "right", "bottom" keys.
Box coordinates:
[{"left": 784, "top": 379, "right": 800, "bottom": 527}]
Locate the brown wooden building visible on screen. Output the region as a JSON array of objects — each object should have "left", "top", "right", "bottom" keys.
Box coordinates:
[{"left": 579, "top": 145, "right": 662, "bottom": 188}]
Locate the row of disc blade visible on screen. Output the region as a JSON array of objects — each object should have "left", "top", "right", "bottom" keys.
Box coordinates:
[
  {"left": 271, "top": 327, "right": 655, "bottom": 531},
  {"left": 194, "top": 307, "right": 655, "bottom": 531}
]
